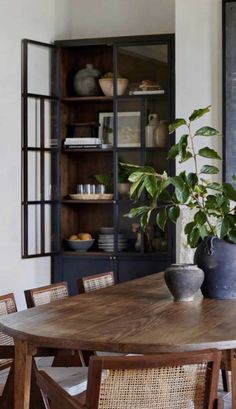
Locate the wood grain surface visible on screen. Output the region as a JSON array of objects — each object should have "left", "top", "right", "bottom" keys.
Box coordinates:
[{"left": 1, "top": 273, "right": 236, "bottom": 354}]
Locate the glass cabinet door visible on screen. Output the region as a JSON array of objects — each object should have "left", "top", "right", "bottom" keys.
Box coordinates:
[{"left": 115, "top": 41, "right": 174, "bottom": 255}]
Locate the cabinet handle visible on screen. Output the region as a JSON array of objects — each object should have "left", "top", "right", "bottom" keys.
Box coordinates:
[
  {"left": 109, "top": 256, "right": 113, "bottom": 260},
  {"left": 113, "top": 256, "right": 116, "bottom": 260}
]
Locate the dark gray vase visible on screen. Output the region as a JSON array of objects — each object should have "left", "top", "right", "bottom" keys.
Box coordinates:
[
  {"left": 164, "top": 263, "right": 204, "bottom": 301},
  {"left": 194, "top": 236, "right": 236, "bottom": 299}
]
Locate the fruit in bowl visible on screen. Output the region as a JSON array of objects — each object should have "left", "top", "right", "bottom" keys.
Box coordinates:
[
  {"left": 99, "top": 72, "right": 128, "bottom": 96},
  {"left": 66, "top": 233, "right": 94, "bottom": 252}
]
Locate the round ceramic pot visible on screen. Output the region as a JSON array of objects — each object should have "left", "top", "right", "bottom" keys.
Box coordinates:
[
  {"left": 194, "top": 236, "right": 236, "bottom": 299},
  {"left": 164, "top": 263, "right": 204, "bottom": 302},
  {"left": 74, "top": 64, "right": 101, "bottom": 96}
]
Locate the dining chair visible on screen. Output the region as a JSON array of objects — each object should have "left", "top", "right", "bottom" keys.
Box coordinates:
[
  {"left": 24, "top": 282, "right": 87, "bottom": 367},
  {"left": 77, "top": 271, "right": 121, "bottom": 358},
  {"left": 36, "top": 349, "right": 223, "bottom": 409},
  {"left": 24, "top": 282, "right": 69, "bottom": 308},
  {"left": 77, "top": 272, "right": 115, "bottom": 294}
]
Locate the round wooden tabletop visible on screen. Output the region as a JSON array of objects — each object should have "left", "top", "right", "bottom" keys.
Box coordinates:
[{"left": 1, "top": 272, "right": 236, "bottom": 353}]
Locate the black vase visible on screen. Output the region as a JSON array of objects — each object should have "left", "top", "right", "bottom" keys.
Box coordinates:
[{"left": 194, "top": 236, "right": 236, "bottom": 299}]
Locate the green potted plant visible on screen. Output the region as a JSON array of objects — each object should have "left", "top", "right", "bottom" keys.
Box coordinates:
[{"left": 122, "top": 105, "right": 236, "bottom": 299}]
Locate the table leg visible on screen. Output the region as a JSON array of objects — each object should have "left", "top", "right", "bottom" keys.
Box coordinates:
[
  {"left": 231, "top": 349, "right": 236, "bottom": 409},
  {"left": 14, "top": 339, "right": 33, "bottom": 409}
]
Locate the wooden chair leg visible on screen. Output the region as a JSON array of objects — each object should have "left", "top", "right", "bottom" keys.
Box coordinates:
[{"left": 222, "top": 368, "right": 230, "bottom": 392}]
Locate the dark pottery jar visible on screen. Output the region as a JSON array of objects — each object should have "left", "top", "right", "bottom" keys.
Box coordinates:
[
  {"left": 164, "top": 263, "right": 204, "bottom": 302},
  {"left": 194, "top": 236, "right": 236, "bottom": 299}
]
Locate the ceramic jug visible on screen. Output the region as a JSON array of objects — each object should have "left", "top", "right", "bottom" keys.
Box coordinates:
[
  {"left": 154, "top": 120, "right": 168, "bottom": 148},
  {"left": 145, "top": 114, "right": 159, "bottom": 147}
]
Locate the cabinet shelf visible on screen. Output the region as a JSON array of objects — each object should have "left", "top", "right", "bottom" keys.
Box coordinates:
[
  {"left": 62, "top": 147, "right": 113, "bottom": 153},
  {"left": 61, "top": 96, "right": 113, "bottom": 103},
  {"left": 62, "top": 199, "right": 115, "bottom": 204}
]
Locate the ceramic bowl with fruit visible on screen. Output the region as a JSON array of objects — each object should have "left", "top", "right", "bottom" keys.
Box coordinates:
[
  {"left": 66, "top": 233, "right": 95, "bottom": 252},
  {"left": 99, "top": 72, "right": 128, "bottom": 96}
]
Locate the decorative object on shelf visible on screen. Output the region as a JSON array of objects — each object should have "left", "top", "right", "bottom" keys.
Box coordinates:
[
  {"left": 74, "top": 64, "right": 101, "bottom": 96},
  {"left": 145, "top": 114, "right": 160, "bottom": 147},
  {"left": 129, "top": 79, "right": 164, "bottom": 95},
  {"left": 154, "top": 120, "right": 168, "bottom": 148},
  {"left": 122, "top": 105, "right": 236, "bottom": 299},
  {"left": 98, "top": 228, "right": 128, "bottom": 252},
  {"left": 164, "top": 263, "right": 204, "bottom": 301},
  {"left": 99, "top": 72, "right": 128, "bottom": 96},
  {"left": 98, "top": 112, "right": 140, "bottom": 147},
  {"left": 69, "top": 193, "right": 113, "bottom": 200},
  {"left": 66, "top": 232, "right": 94, "bottom": 252}
]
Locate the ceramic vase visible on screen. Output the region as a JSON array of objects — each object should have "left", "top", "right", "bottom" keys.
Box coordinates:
[
  {"left": 194, "top": 236, "right": 236, "bottom": 299},
  {"left": 164, "top": 263, "right": 204, "bottom": 302}
]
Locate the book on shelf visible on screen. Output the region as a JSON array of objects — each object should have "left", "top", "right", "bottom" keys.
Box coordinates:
[
  {"left": 64, "top": 144, "right": 102, "bottom": 149},
  {"left": 129, "top": 89, "right": 165, "bottom": 95},
  {"left": 64, "top": 137, "right": 102, "bottom": 146}
]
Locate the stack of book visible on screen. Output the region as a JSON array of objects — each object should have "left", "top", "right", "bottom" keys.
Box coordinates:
[{"left": 64, "top": 137, "right": 102, "bottom": 149}]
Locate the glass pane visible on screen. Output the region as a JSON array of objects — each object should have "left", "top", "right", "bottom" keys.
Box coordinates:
[
  {"left": 117, "top": 44, "right": 168, "bottom": 96},
  {"left": 117, "top": 151, "right": 142, "bottom": 253},
  {"left": 116, "top": 99, "right": 141, "bottom": 147},
  {"left": 28, "top": 152, "right": 40, "bottom": 201},
  {"left": 27, "top": 98, "right": 40, "bottom": 148},
  {"left": 28, "top": 205, "right": 41, "bottom": 255},
  {"left": 45, "top": 100, "right": 59, "bottom": 148},
  {"left": 45, "top": 152, "right": 59, "bottom": 201},
  {"left": 28, "top": 44, "right": 52, "bottom": 95}
]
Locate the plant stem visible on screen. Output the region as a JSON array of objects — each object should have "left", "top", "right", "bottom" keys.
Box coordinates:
[{"left": 188, "top": 123, "right": 198, "bottom": 175}]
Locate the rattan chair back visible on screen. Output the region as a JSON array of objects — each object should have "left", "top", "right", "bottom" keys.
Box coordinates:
[
  {"left": 24, "top": 282, "right": 69, "bottom": 308},
  {"left": 77, "top": 272, "right": 115, "bottom": 294},
  {"left": 0, "top": 293, "right": 17, "bottom": 369},
  {"left": 36, "top": 350, "right": 222, "bottom": 409}
]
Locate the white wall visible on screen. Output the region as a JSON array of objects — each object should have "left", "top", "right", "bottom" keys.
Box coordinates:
[
  {"left": 57, "top": 0, "right": 175, "bottom": 39},
  {"left": 175, "top": 0, "right": 222, "bottom": 262},
  {"left": 0, "top": 0, "right": 71, "bottom": 309}
]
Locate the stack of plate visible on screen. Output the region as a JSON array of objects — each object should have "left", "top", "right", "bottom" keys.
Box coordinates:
[{"left": 98, "top": 228, "right": 128, "bottom": 252}]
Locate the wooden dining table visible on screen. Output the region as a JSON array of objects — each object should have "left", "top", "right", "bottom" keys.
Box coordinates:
[{"left": 1, "top": 272, "right": 236, "bottom": 409}]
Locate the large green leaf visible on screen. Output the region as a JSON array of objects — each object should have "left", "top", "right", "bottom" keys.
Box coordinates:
[
  {"left": 198, "top": 225, "right": 208, "bottom": 240},
  {"left": 187, "top": 227, "right": 200, "bottom": 248},
  {"left": 124, "top": 206, "right": 151, "bottom": 219},
  {"left": 184, "top": 221, "right": 196, "bottom": 234},
  {"left": 198, "top": 147, "right": 221, "bottom": 160},
  {"left": 178, "top": 134, "right": 193, "bottom": 163},
  {"left": 200, "top": 165, "right": 219, "bottom": 174},
  {"left": 130, "top": 178, "right": 144, "bottom": 198},
  {"left": 140, "top": 209, "right": 152, "bottom": 231},
  {"left": 168, "top": 119, "right": 187, "bottom": 134},
  {"left": 156, "top": 208, "right": 167, "bottom": 231},
  {"left": 228, "top": 228, "right": 236, "bottom": 244},
  {"left": 144, "top": 175, "right": 158, "bottom": 198},
  {"left": 189, "top": 105, "right": 211, "bottom": 122},
  {"left": 204, "top": 182, "right": 222, "bottom": 191},
  {"left": 186, "top": 173, "right": 198, "bottom": 189},
  {"left": 167, "top": 143, "right": 179, "bottom": 159},
  {"left": 169, "top": 176, "right": 190, "bottom": 203},
  {"left": 194, "top": 210, "right": 207, "bottom": 225},
  {"left": 168, "top": 206, "right": 180, "bottom": 223},
  {"left": 223, "top": 183, "right": 236, "bottom": 202},
  {"left": 216, "top": 218, "right": 230, "bottom": 239},
  {"left": 195, "top": 126, "right": 221, "bottom": 136},
  {"left": 128, "top": 171, "right": 144, "bottom": 183}
]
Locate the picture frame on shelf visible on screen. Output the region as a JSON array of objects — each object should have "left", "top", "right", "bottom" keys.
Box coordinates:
[{"left": 98, "top": 111, "right": 141, "bottom": 147}]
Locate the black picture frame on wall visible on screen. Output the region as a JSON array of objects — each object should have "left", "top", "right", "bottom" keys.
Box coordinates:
[{"left": 223, "top": 0, "right": 236, "bottom": 184}]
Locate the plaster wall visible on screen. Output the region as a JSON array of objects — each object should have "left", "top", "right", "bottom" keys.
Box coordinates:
[
  {"left": 175, "top": 0, "right": 222, "bottom": 262},
  {"left": 0, "top": 0, "right": 71, "bottom": 309}
]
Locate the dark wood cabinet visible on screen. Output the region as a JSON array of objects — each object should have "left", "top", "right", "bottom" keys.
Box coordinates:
[{"left": 22, "top": 34, "right": 175, "bottom": 293}]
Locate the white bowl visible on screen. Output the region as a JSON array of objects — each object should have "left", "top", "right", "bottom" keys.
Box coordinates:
[
  {"left": 99, "top": 78, "right": 129, "bottom": 96},
  {"left": 66, "top": 239, "right": 95, "bottom": 252}
]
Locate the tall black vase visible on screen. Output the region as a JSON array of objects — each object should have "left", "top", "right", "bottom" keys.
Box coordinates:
[{"left": 194, "top": 236, "right": 236, "bottom": 299}]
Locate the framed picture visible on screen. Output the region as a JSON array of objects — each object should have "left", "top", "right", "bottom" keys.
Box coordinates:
[{"left": 98, "top": 112, "right": 140, "bottom": 147}]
